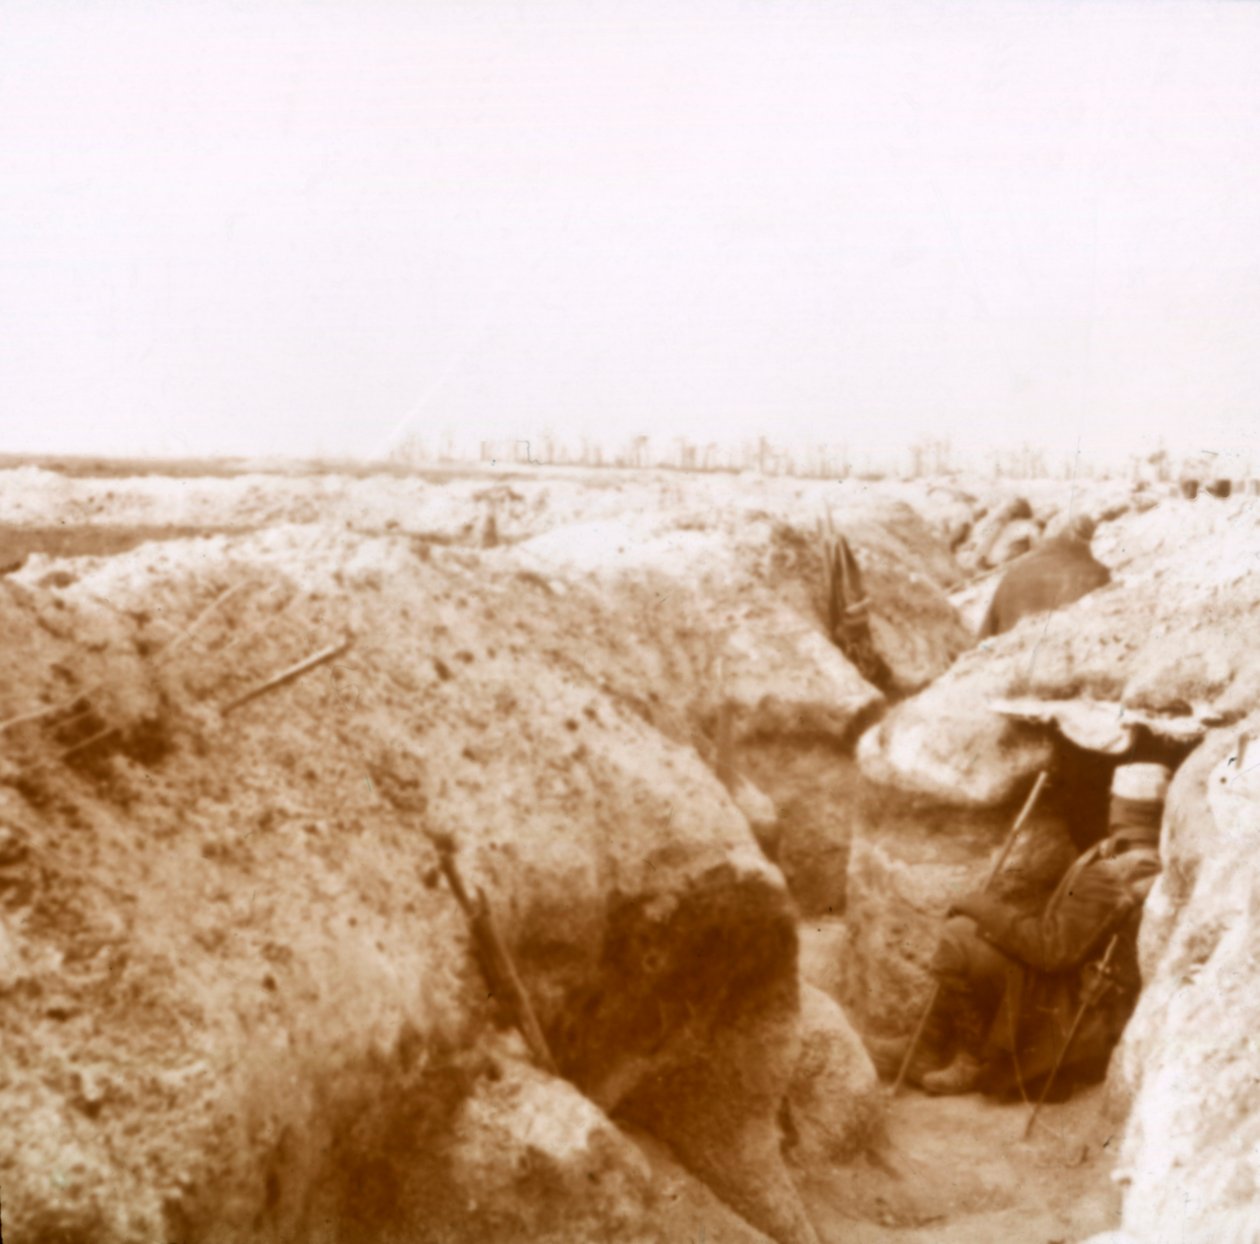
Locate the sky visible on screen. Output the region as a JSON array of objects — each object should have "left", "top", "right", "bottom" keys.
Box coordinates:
[{"left": 2, "top": 0, "right": 1259, "bottom": 470}]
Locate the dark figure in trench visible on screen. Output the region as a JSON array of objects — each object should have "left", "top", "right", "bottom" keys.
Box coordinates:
[
  {"left": 978, "top": 513, "right": 1110, "bottom": 640},
  {"left": 867, "top": 762, "right": 1169, "bottom": 1097}
]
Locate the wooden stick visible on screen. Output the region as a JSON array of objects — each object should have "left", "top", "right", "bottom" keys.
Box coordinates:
[
  {"left": 220, "top": 636, "right": 352, "bottom": 716},
  {"left": 0, "top": 702, "right": 69, "bottom": 736},
  {"left": 0, "top": 691, "right": 94, "bottom": 738},
  {"left": 477, "top": 886, "right": 559, "bottom": 1075},
  {"left": 983, "top": 770, "right": 1049, "bottom": 889},
  {"left": 889, "top": 981, "right": 942, "bottom": 1099},
  {"left": 428, "top": 832, "right": 558, "bottom": 1075},
  {"left": 431, "top": 834, "right": 476, "bottom": 916},
  {"left": 45, "top": 701, "right": 97, "bottom": 735},
  {"left": 157, "top": 581, "right": 252, "bottom": 664},
  {"left": 818, "top": 518, "right": 837, "bottom": 636},
  {"left": 1024, "top": 932, "right": 1119, "bottom": 1139},
  {"left": 60, "top": 724, "right": 120, "bottom": 761}
]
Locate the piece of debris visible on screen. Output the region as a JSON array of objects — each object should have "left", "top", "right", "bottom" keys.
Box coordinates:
[
  {"left": 220, "top": 635, "right": 354, "bottom": 716},
  {"left": 425, "top": 829, "right": 557, "bottom": 1076}
]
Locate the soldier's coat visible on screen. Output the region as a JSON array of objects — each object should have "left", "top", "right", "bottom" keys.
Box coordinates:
[
  {"left": 948, "top": 835, "right": 1159, "bottom": 1089},
  {"left": 978, "top": 533, "right": 1111, "bottom": 640}
]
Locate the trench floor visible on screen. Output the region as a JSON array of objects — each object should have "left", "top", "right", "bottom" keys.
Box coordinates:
[{"left": 802, "top": 1085, "right": 1123, "bottom": 1242}]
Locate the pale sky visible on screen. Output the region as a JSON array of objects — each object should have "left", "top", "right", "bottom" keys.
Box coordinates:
[{"left": 2, "top": 0, "right": 1258, "bottom": 468}]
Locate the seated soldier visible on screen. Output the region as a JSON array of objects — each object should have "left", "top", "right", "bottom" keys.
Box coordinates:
[{"left": 869, "top": 762, "right": 1169, "bottom": 1097}]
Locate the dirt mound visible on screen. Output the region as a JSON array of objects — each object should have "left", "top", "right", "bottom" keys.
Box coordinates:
[
  {"left": 438, "top": 1058, "right": 775, "bottom": 1243},
  {"left": 515, "top": 494, "right": 968, "bottom": 714},
  {"left": 0, "top": 475, "right": 977, "bottom": 1243},
  {"left": 508, "top": 500, "right": 969, "bottom": 948},
  {"left": 785, "top": 985, "right": 881, "bottom": 1168},
  {"left": 0, "top": 523, "right": 822, "bottom": 1242},
  {"left": 1099, "top": 714, "right": 1260, "bottom": 1241},
  {"left": 860, "top": 498, "right": 1260, "bottom": 809}
]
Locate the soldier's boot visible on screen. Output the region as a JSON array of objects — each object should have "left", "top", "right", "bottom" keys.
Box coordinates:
[
  {"left": 864, "top": 994, "right": 954, "bottom": 1088},
  {"left": 920, "top": 992, "right": 990, "bottom": 1096}
]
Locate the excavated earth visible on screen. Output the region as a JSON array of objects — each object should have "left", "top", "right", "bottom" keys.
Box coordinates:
[{"left": 0, "top": 463, "right": 1255, "bottom": 1244}]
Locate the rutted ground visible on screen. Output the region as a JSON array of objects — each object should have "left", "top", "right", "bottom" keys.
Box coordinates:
[
  {"left": 0, "top": 519, "right": 822, "bottom": 1243},
  {"left": 1, "top": 477, "right": 936, "bottom": 1244},
  {"left": 1, "top": 462, "right": 1255, "bottom": 1243}
]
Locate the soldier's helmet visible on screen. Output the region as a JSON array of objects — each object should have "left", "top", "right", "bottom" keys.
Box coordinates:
[
  {"left": 1109, "top": 762, "right": 1172, "bottom": 842},
  {"left": 1066, "top": 512, "right": 1097, "bottom": 544}
]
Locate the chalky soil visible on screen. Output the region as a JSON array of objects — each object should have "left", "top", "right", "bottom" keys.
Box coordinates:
[{"left": 803, "top": 1088, "right": 1122, "bottom": 1242}]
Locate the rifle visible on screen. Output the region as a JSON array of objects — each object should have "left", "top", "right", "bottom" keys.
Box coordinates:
[
  {"left": 427, "top": 830, "right": 558, "bottom": 1076},
  {"left": 1023, "top": 930, "right": 1121, "bottom": 1138},
  {"left": 891, "top": 770, "right": 1048, "bottom": 1095}
]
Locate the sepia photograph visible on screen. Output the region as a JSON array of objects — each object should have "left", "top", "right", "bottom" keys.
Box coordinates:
[{"left": 2, "top": 2, "right": 1258, "bottom": 1241}]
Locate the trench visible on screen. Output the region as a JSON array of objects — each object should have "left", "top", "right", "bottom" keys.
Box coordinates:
[
  {"left": 738, "top": 713, "right": 1198, "bottom": 1242},
  {"left": 0, "top": 475, "right": 1222, "bottom": 1244},
  {"left": 0, "top": 522, "right": 262, "bottom": 574}
]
